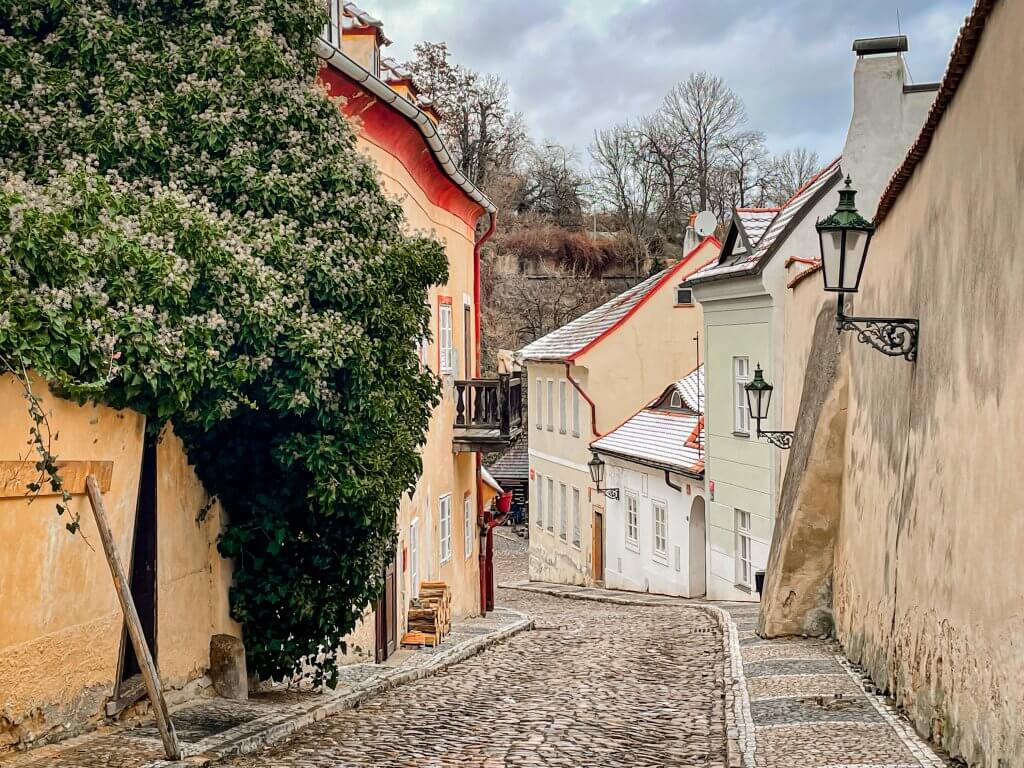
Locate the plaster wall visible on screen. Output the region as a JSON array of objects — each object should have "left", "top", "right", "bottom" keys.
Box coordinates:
[
  {"left": 833, "top": 4, "right": 1024, "bottom": 762},
  {"left": 602, "top": 457, "right": 706, "bottom": 598},
  {"left": 0, "top": 375, "right": 235, "bottom": 751}
]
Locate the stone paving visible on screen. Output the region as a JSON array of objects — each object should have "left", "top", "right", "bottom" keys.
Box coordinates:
[
  {"left": 222, "top": 532, "right": 730, "bottom": 767},
  {"left": 504, "top": 574, "right": 952, "bottom": 768}
]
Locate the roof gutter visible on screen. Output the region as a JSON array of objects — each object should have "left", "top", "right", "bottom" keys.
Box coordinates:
[
  {"left": 591, "top": 445, "right": 704, "bottom": 483},
  {"left": 314, "top": 38, "right": 496, "bottom": 216}
]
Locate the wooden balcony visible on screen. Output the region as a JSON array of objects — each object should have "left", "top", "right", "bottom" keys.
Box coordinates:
[{"left": 452, "top": 374, "right": 523, "bottom": 452}]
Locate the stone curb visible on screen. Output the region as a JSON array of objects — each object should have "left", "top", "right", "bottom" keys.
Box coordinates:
[
  {"left": 500, "top": 581, "right": 752, "bottom": 768},
  {"left": 142, "top": 609, "right": 535, "bottom": 767}
]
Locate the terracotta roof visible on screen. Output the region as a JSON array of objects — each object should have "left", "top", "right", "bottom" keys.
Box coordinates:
[
  {"left": 787, "top": 261, "right": 823, "bottom": 289},
  {"left": 591, "top": 367, "right": 705, "bottom": 477},
  {"left": 341, "top": 2, "right": 392, "bottom": 45},
  {"left": 688, "top": 157, "right": 843, "bottom": 284},
  {"left": 486, "top": 438, "right": 529, "bottom": 483},
  {"left": 519, "top": 237, "right": 720, "bottom": 362},
  {"left": 875, "top": 0, "right": 997, "bottom": 225}
]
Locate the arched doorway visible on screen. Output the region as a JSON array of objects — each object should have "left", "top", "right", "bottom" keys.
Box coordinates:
[{"left": 688, "top": 496, "right": 707, "bottom": 598}]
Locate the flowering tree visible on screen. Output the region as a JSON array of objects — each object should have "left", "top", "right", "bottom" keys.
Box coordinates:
[{"left": 0, "top": 0, "right": 447, "bottom": 684}]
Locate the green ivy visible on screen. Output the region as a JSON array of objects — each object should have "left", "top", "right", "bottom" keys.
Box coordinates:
[{"left": 0, "top": 0, "right": 448, "bottom": 685}]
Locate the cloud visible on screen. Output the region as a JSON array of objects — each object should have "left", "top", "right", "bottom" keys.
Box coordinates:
[{"left": 379, "top": 0, "right": 973, "bottom": 162}]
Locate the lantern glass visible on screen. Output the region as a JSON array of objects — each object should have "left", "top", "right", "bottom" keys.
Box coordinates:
[
  {"left": 816, "top": 177, "right": 875, "bottom": 293},
  {"left": 588, "top": 452, "right": 605, "bottom": 486},
  {"left": 744, "top": 364, "right": 774, "bottom": 423}
]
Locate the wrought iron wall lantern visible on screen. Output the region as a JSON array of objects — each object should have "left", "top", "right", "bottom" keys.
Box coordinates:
[
  {"left": 588, "top": 452, "right": 620, "bottom": 500},
  {"left": 744, "top": 365, "right": 794, "bottom": 450},
  {"left": 816, "top": 177, "right": 919, "bottom": 362}
]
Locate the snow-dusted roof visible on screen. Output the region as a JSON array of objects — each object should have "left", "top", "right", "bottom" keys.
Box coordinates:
[
  {"left": 341, "top": 2, "right": 392, "bottom": 45},
  {"left": 519, "top": 238, "right": 720, "bottom": 362},
  {"left": 688, "top": 157, "right": 843, "bottom": 285},
  {"left": 669, "top": 364, "right": 704, "bottom": 412},
  {"left": 592, "top": 367, "right": 705, "bottom": 477}
]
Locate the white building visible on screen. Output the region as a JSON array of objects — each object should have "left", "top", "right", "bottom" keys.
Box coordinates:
[{"left": 591, "top": 367, "right": 708, "bottom": 598}]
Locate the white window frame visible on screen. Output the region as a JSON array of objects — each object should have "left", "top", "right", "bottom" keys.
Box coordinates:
[
  {"left": 409, "top": 518, "right": 420, "bottom": 599},
  {"left": 653, "top": 499, "right": 668, "bottom": 559},
  {"left": 625, "top": 491, "right": 639, "bottom": 548},
  {"left": 558, "top": 380, "right": 567, "bottom": 434},
  {"left": 675, "top": 284, "right": 693, "bottom": 305},
  {"left": 734, "top": 356, "right": 751, "bottom": 435},
  {"left": 546, "top": 379, "right": 554, "bottom": 431},
  {"left": 534, "top": 474, "right": 544, "bottom": 528},
  {"left": 571, "top": 387, "right": 580, "bottom": 437},
  {"left": 464, "top": 495, "right": 473, "bottom": 560},
  {"left": 439, "top": 302, "right": 454, "bottom": 374},
  {"left": 535, "top": 377, "right": 543, "bottom": 430},
  {"left": 326, "top": 0, "right": 340, "bottom": 47},
  {"left": 439, "top": 494, "right": 452, "bottom": 564},
  {"left": 558, "top": 483, "right": 568, "bottom": 541},
  {"left": 736, "top": 509, "right": 753, "bottom": 589},
  {"left": 546, "top": 477, "right": 554, "bottom": 532},
  {"left": 571, "top": 487, "right": 581, "bottom": 548},
  {"left": 669, "top": 391, "right": 683, "bottom": 409}
]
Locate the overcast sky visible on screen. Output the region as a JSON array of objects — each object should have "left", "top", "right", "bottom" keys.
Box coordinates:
[{"left": 379, "top": 0, "right": 972, "bottom": 165}]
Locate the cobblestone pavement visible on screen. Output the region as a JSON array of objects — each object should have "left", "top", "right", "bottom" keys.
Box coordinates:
[
  {"left": 224, "top": 531, "right": 729, "bottom": 767},
  {"left": 505, "top": 573, "right": 952, "bottom": 768}
]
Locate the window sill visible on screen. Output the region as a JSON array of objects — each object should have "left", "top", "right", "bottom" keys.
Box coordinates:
[
  {"left": 572, "top": 431, "right": 580, "bottom": 439},
  {"left": 625, "top": 539, "right": 640, "bottom": 554},
  {"left": 571, "top": 541, "right": 581, "bottom": 550},
  {"left": 559, "top": 429, "right": 567, "bottom": 435},
  {"left": 732, "top": 430, "right": 751, "bottom": 438},
  {"left": 653, "top": 553, "right": 670, "bottom": 567},
  {"left": 674, "top": 303, "right": 695, "bottom": 308},
  {"left": 734, "top": 583, "right": 752, "bottom": 594}
]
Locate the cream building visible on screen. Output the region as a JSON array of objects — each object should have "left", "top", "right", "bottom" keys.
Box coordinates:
[
  {"left": 686, "top": 37, "right": 936, "bottom": 602},
  {"left": 761, "top": 1, "right": 1024, "bottom": 763},
  {"left": 520, "top": 238, "right": 719, "bottom": 585}
]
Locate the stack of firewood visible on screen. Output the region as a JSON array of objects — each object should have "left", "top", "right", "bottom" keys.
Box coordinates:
[{"left": 401, "top": 581, "right": 451, "bottom": 648}]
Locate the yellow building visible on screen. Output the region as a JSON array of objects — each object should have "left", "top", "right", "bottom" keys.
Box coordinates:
[
  {"left": 519, "top": 238, "right": 719, "bottom": 586},
  {"left": 318, "top": 2, "right": 514, "bottom": 661}
]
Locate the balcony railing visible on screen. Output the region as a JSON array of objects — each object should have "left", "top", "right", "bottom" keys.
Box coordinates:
[{"left": 452, "top": 373, "right": 522, "bottom": 452}]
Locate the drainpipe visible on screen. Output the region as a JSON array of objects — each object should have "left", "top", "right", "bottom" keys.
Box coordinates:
[
  {"left": 564, "top": 362, "right": 601, "bottom": 438},
  {"left": 475, "top": 212, "right": 498, "bottom": 616},
  {"left": 664, "top": 470, "right": 683, "bottom": 492}
]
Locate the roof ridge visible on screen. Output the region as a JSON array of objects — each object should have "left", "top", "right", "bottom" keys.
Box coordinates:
[{"left": 779, "top": 155, "right": 842, "bottom": 210}]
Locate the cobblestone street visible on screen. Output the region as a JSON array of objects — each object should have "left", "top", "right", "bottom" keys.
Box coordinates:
[{"left": 225, "top": 533, "right": 729, "bottom": 767}]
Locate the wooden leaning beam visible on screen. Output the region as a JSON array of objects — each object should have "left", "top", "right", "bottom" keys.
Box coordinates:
[{"left": 85, "top": 474, "right": 182, "bottom": 761}]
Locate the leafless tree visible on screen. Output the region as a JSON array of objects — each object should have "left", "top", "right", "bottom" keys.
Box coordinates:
[
  {"left": 404, "top": 42, "right": 527, "bottom": 192},
  {"left": 661, "top": 72, "right": 746, "bottom": 213},
  {"left": 766, "top": 147, "right": 822, "bottom": 204},
  {"left": 512, "top": 142, "right": 586, "bottom": 228},
  {"left": 721, "top": 129, "right": 772, "bottom": 209}
]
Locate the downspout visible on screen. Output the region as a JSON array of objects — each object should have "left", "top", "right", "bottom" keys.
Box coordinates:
[
  {"left": 664, "top": 470, "right": 683, "bottom": 492},
  {"left": 564, "top": 362, "right": 601, "bottom": 438},
  {"left": 476, "top": 212, "right": 498, "bottom": 616}
]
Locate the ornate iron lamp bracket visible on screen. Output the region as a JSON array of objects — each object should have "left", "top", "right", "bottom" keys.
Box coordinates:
[
  {"left": 597, "top": 487, "right": 620, "bottom": 500},
  {"left": 836, "top": 295, "right": 919, "bottom": 362},
  {"left": 758, "top": 430, "right": 795, "bottom": 450}
]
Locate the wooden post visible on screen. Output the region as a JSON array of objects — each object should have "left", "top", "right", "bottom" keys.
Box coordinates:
[
  {"left": 498, "top": 373, "right": 510, "bottom": 437},
  {"left": 86, "top": 475, "right": 182, "bottom": 761}
]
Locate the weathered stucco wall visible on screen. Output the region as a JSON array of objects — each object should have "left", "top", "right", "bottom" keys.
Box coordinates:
[
  {"left": 832, "top": 3, "right": 1024, "bottom": 763},
  {"left": 0, "top": 375, "right": 235, "bottom": 751}
]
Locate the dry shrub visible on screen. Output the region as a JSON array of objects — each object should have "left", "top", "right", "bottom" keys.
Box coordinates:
[{"left": 496, "top": 224, "right": 621, "bottom": 275}]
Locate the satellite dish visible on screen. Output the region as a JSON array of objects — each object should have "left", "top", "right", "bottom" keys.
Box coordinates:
[{"left": 694, "top": 210, "right": 718, "bottom": 238}]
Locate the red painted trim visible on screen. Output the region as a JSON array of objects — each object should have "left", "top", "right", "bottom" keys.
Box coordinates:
[
  {"left": 474, "top": 214, "right": 497, "bottom": 377},
  {"left": 779, "top": 156, "right": 842, "bottom": 209},
  {"left": 318, "top": 65, "right": 486, "bottom": 229},
  {"left": 565, "top": 362, "right": 601, "bottom": 438},
  {"left": 736, "top": 207, "right": 781, "bottom": 213},
  {"left": 473, "top": 213, "right": 496, "bottom": 617},
  {"left": 787, "top": 262, "right": 823, "bottom": 289},
  {"left": 784, "top": 256, "right": 821, "bottom": 269},
  {"left": 567, "top": 236, "right": 721, "bottom": 363}
]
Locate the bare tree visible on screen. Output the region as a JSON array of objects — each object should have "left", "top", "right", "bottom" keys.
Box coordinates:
[
  {"left": 512, "top": 142, "right": 586, "bottom": 228},
  {"left": 721, "top": 129, "right": 771, "bottom": 209},
  {"left": 661, "top": 72, "right": 746, "bottom": 213},
  {"left": 766, "top": 147, "right": 821, "bottom": 204},
  {"left": 404, "top": 42, "right": 527, "bottom": 192}
]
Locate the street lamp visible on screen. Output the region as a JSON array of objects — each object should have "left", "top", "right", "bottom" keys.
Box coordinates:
[
  {"left": 815, "top": 176, "right": 919, "bottom": 361},
  {"left": 588, "top": 452, "right": 620, "bottom": 500},
  {"left": 744, "top": 365, "right": 793, "bottom": 450}
]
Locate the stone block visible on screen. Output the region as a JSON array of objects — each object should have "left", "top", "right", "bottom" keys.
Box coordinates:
[{"left": 209, "top": 634, "right": 248, "bottom": 701}]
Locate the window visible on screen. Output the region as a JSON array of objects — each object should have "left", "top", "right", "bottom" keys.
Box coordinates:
[
  {"left": 559, "top": 483, "right": 567, "bottom": 541},
  {"left": 571, "top": 388, "right": 580, "bottom": 437},
  {"left": 534, "top": 475, "right": 544, "bottom": 528},
  {"left": 653, "top": 500, "right": 667, "bottom": 557},
  {"left": 546, "top": 379, "right": 554, "bottom": 430},
  {"left": 409, "top": 518, "right": 420, "bottom": 598},
  {"left": 558, "top": 380, "right": 567, "bottom": 434},
  {"left": 464, "top": 495, "right": 473, "bottom": 560},
  {"left": 736, "top": 509, "right": 753, "bottom": 588},
  {"left": 625, "top": 492, "right": 639, "bottom": 544},
  {"left": 676, "top": 285, "right": 693, "bottom": 305},
  {"left": 669, "top": 391, "right": 683, "bottom": 409},
  {"left": 546, "top": 477, "right": 554, "bottom": 531},
  {"left": 438, "top": 300, "right": 454, "bottom": 374},
  {"left": 535, "top": 377, "right": 543, "bottom": 429},
  {"left": 325, "top": 0, "right": 340, "bottom": 46},
  {"left": 571, "top": 487, "right": 581, "bottom": 547},
  {"left": 439, "top": 494, "right": 452, "bottom": 563},
  {"left": 734, "top": 357, "right": 751, "bottom": 434}
]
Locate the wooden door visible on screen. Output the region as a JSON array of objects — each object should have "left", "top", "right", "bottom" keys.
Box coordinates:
[
  {"left": 592, "top": 509, "right": 605, "bottom": 582},
  {"left": 375, "top": 556, "right": 397, "bottom": 662},
  {"left": 112, "top": 435, "right": 158, "bottom": 714}
]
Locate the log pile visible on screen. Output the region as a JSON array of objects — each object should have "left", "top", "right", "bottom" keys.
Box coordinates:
[{"left": 401, "top": 581, "right": 451, "bottom": 648}]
